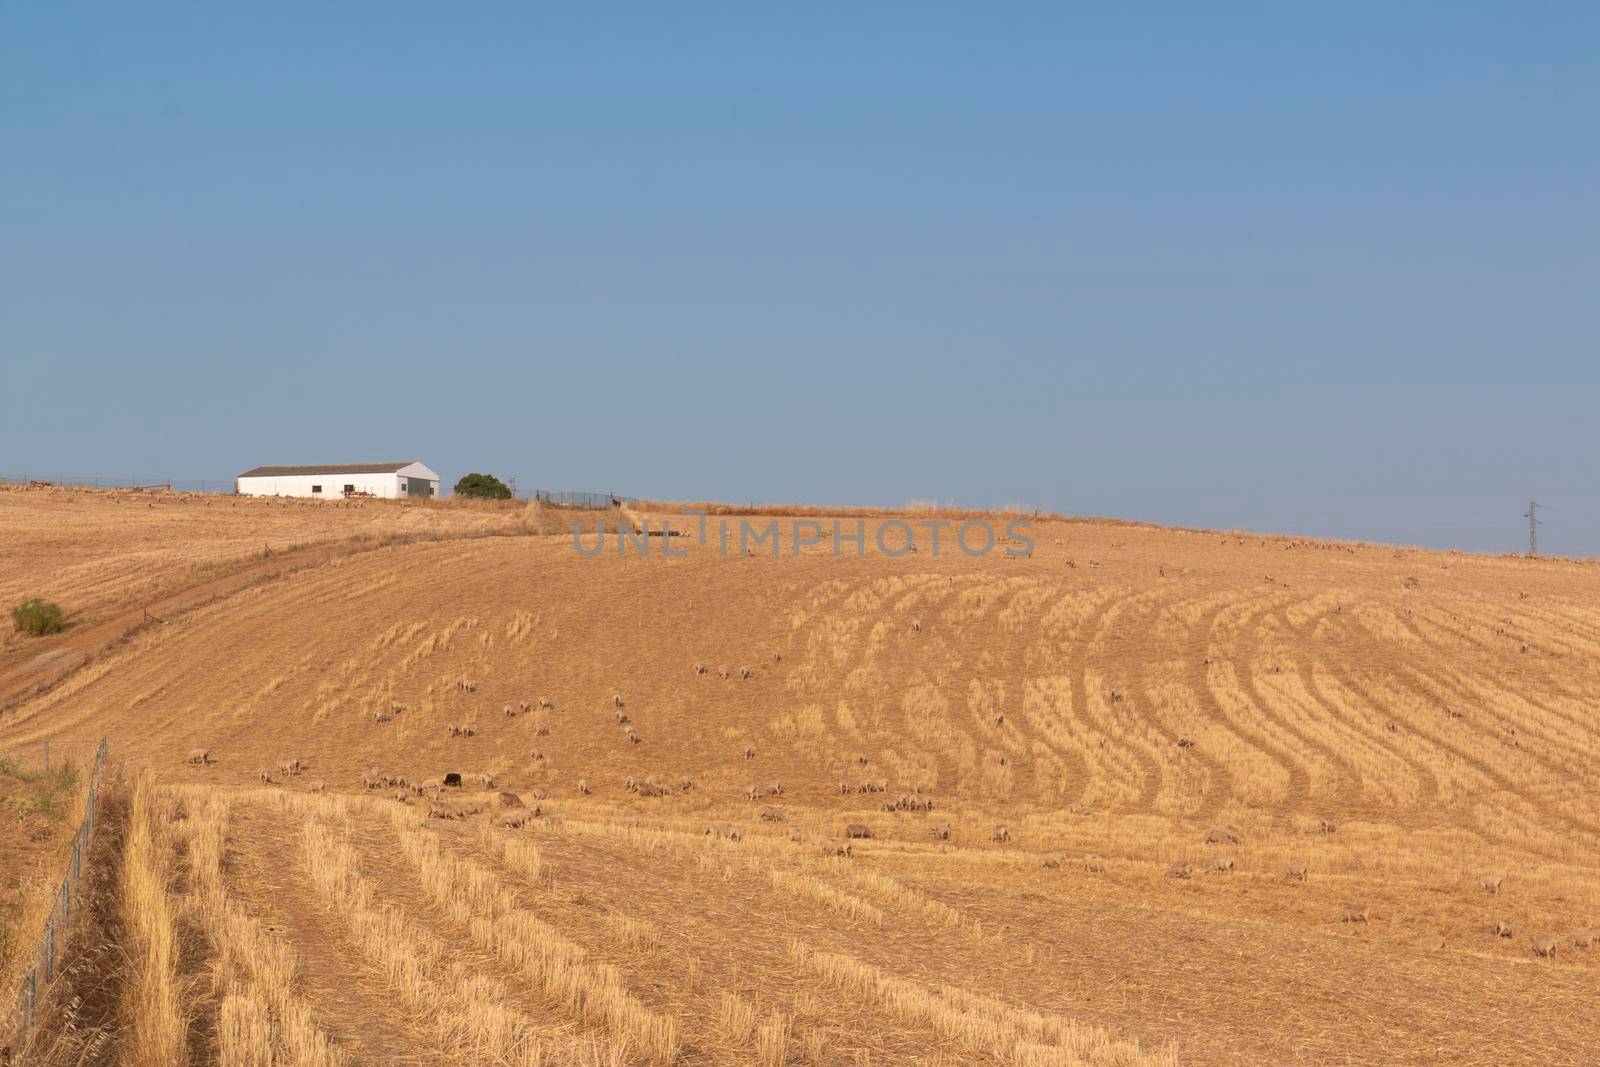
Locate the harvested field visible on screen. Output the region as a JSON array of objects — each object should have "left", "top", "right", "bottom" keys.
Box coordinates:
[{"left": 3, "top": 489, "right": 1599, "bottom": 1063}]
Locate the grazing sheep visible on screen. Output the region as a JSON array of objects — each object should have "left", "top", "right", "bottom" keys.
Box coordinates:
[
  {"left": 637, "top": 780, "right": 669, "bottom": 798},
  {"left": 821, "top": 839, "right": 853, "bottom": 858},
  {"left": 845, "top": 823, "right": 872, "bottom": 840},
  {"left": 788, "top": 827, "right": 804, "bottom": 842},
  {"left": 1341, "top": 904, "right": 1370, "bottom": 923},
  {"left": 838, "top": 781, "right": 853, "bottom": 795},
  {"left": 717, "top": 665, "right": 731, "bottom": 680},
  {"left": 258, "top": 769, "right": 274, "bottom": 784},
  {"left": 772, "top": 652, "right": 782, "bottom": 664},
  {"left": 767, "top": 782, "right": 783, "bottom": 796},
  {"left": 615, "top": 711, "right": 630, "bottom": 725},
  {"left": 391, "top": 702, "right": 408, "bottom": 717},
  {"left": 279, "top": 758, "right": 302, "bottom": 777},
  {"left": 1166, "top": 861, "right": 1193, "bottom": 880},
  {"left": 856, "top": 753, "right": 869, "bottom": 766},
  {"left": 1203, "top": 825, "right": 1242, "bottom": 846},
  {"left": 1040, "top": 851, "right": 1067, "bottom": 870},
  {"left": 497, "top": 791, "right": 523, "bottom": 808},
  {"left": 183, "top": 748, "right": 211, "bottom": 765},
  {"left": 739, "top": 666, "right": 752, "bottom": 680},
  {"left": 415, "top": 776, "right": 444, "bottom": 796},
  {"left": 1568, "top": 928, "right": 1594, "bottom": 949},
  {"left": 447, "top": 722, "right": 475, "bottom": 738},
  {"left": 1479, "top": 874, "right": 1504, "bottom": 895},
  {"left": 627, "top": 732, "right": 641, "bottom": 746},
  {"left": 530, "top": 748, "right": 545, "bottom": 761},
  {"left": 478, "top": 772, "right": 496, "bottom": 789},
  {"left": 519, "top": 700, "right": 532, "bottom": 713},
  {"left": 503, "top": 704, "right": 516, "bottom": 718},
  {"left": 306, "top": 779, "right": 326, "bottom": 793},
  {"left": 1317, "top": 818, "right": 1340, "bottom": 835},
  {"left": 993, "top": 712, "right": 1004, "bottom": 726},
  {"left": 538, "top": 696, "right": 554, "bottom": 710},
  {"left": 390, "top": 789, "right": 411, "bottom": 804},
  {"left": 1285, "top": 863, "right": 1309, "bottom": 883},
  {"left": 720, "top": 824, "right": 744, "bottom": 842},
  {"left": 372, "top": 708, "right": 391, "bottom": 724},
  {"left": 741, "top": 785, "right": 759, "bottom": 801},
  {"left": 677, "top": 776, "right": 695, "bottom": 793},
  {"left": 911, "top": 619, "right": 921, "bottom": 632},
  {"left": 536, "top": 723, "right": 550, "bottom": 736},
  {"left": 1209, "top": 855, "right": 1236, "bottom": 873},
  {"left": 743, "top": 746, "right": 757, "bottom": 760},
  {"left": 1083, "top": 856, "right": 1106, "bottom": 873},
  {"left": 494, "top": 807, "right": 534, "bottom": 829},
  {"left": 457, "top": 678, "right": 476, "bottom": 693},
  {"left": 625, "top": 776, "right": 638, "bottom": 793},
  {"left": 1417, "top": 933, "right": 1447, "bottom": 951},
  {"left": 1494, "top": 919, "right": 1515, "bottom": 938},
  {"left": 694, "top": 661, "right": 707, "bottom": 676},
  {"left": 1532, "top": 937, "right": 1559, "bottom": 958},
  {"left": 1110, "top": 689, "right": 1123, "bottom": 704},
  {"left": 362, "top": 769, "right": 385, "bottom": 789},
  {"left": 613, "top": 693, "right": 624, "bottom": 708},
  {"left": 928, "top": 821, "right": 951, "bottom": 841},
  {"left": 992, "top": 825, "right": 1010, "bottom": 843},
  {"left": 578, "top": 778, "right": 591, "bottom": 795}
]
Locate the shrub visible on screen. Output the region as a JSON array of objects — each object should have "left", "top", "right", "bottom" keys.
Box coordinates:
[
  {"left": 453, "top": 472, "right": 513, "bottom": 500},
  {"left": 11, "top": 598, "right": 65, "bottom": 636}
]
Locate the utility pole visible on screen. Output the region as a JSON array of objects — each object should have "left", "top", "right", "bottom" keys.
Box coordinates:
[{"left": 1524, "top": 501, "right": 1541, "bottom": 556}]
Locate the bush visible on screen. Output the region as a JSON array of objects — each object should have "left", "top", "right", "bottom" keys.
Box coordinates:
[
  {"left": 453, "top": 472, "right": 513, "bottom": 500},
  {"left": 11, "top": 598, "right": 65, "bottom": 636}
]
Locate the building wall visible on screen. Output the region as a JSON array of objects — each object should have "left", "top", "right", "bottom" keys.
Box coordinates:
[{"left": 237, "top": 472, "right": 406, "bottom": 499}]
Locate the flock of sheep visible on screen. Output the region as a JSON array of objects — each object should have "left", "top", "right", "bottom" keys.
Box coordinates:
[{"left": 178, "top": 647, "right": 1594, "bottom": 965}]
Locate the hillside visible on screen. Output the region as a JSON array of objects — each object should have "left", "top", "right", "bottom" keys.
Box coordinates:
[{"left": 2, "top": 491, "right": 1598, "bottom": 1064}]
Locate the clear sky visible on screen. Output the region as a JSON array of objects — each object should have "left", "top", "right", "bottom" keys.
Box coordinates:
[{"left": 4, "top": 5, "right": 1597, "bottom": 554}]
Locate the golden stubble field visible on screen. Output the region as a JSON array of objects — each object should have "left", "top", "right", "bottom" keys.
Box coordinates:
[{"left": 2, "top": 488, "right": 1599, "bottom": 1065}]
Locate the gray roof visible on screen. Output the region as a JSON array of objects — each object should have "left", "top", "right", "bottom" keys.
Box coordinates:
[{"left": 237, "top": 462, "right": 423, "bottom": 478}]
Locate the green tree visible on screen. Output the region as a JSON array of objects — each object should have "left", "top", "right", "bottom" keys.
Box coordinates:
[
  {"left": 11, "top": 598, "right": 65, "bottom": 636},
  {"left": 453, "top": 472, "right": 513, "bottom": 500}
]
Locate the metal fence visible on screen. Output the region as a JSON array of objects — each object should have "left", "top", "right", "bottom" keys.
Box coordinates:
[
  {"left": 531, "top": 490, "right": 637, "bottom": 509},
  {"left": 0, "top": 737, "right": 111, "bottom": 1060}
]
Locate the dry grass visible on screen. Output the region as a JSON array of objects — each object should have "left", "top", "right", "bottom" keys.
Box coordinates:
[
  {"left": 118, "top": 772, "right": 189, "bottom": 1067},
  {"left": 5, "top": 492, "right": 1600, "bottom": 1063}
]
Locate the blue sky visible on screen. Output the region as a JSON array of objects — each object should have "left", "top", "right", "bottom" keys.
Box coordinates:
[{"left": 3, "top": 5, "right": 1597, "bottom": 553}]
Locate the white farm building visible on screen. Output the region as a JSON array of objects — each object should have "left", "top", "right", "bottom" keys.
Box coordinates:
[{"left": 235, "top": 461, "right": 440, "bottom": 500}]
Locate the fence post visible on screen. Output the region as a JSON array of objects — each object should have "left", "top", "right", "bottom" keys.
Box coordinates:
[
  {"left": 43, "top": 740, "right": 49, "bottom": 771},
  {"left": 24, "top": 971, "right": 34, "bottom": 1031},
  {"left": 42, "top": 922, "right": 53, "bottom": 984}
]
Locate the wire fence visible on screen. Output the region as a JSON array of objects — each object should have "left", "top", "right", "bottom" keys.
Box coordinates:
[
  {"left": 0, "top": 736, "right": 111, "bottom": 1060},
  {"left": 531, "top": 490, "right": 638, "bottom": 509}
]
